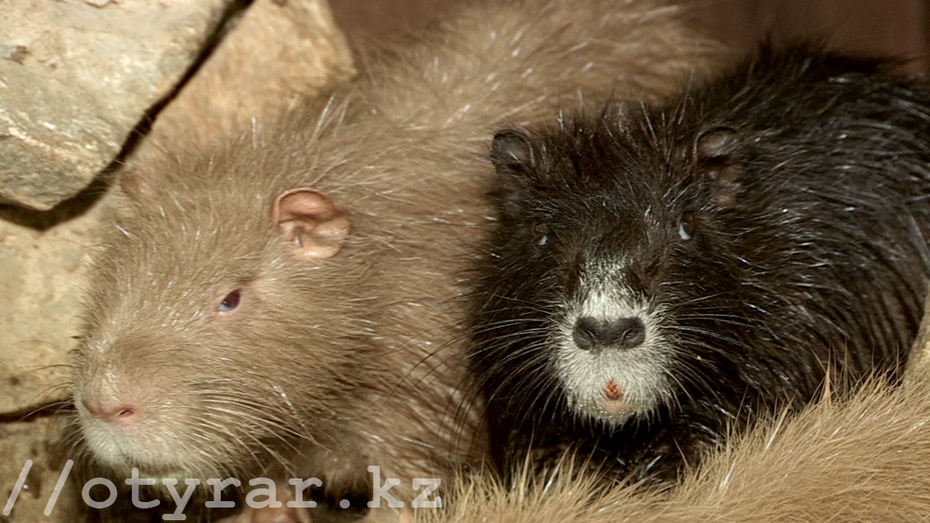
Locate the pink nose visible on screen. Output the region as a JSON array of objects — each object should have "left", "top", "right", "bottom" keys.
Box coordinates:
[{"left": 82, "top": 399, "right": 138, "bottom": 426}]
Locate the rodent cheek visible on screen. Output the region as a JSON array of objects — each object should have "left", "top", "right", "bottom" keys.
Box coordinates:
[
  {"left": 558, "top": 252, "right": 584, "bottom": 295},
  {"left": 561, "top": 268, "right": 580, "bottom": 297},
  {"left": 634, "top": 261, "right": 665, "bottom": 298}
]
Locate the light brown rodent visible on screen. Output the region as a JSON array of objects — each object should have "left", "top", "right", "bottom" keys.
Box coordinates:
[
  {"left": 418, "top": 377, "right": 930, "bottom": 523},
  {"left": 69, "top": 0, "right": 715, "bottom": 520}
]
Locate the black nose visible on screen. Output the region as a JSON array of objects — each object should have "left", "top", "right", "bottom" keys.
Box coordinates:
[{"left": 572, "top": 316, "right": 646, "bottom": 351}]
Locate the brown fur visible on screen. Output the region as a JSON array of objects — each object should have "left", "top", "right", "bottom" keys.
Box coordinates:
[
  {"left": 69, "top": 0, "right": 716, "bottom": 518},
  {"left": 419, "top": 378, "right": 930, "bottom": 522}
]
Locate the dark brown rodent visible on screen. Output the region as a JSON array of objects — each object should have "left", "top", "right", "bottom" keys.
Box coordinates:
[
  {"left": 470, "top": 42, "right": 930, "bottom": 487},
  {"left": 68, "top": 0, "right": 715, "bottom": 519}
]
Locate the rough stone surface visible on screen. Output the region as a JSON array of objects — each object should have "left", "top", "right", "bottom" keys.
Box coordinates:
[
  {"left": 0, "top": 0, "right": 230, "bottom": 211},
  {"left": 0, "top": 417, "right": 76, "bottom": 523},
  {"left": 0, "top": 191, "right": 110, "bottom": 416}
]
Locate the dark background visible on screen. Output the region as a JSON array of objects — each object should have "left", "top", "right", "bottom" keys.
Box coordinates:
[{"left": 330, "top": 0, "right": 930, "bottom": 74}]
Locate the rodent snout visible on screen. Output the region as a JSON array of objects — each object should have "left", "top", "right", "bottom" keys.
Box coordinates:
[
  {"left": 572, "top": 316, "right": 646, "bottom": 351},
  {"left": 82, "top": 397, "right": 138, "bottom": 427}
]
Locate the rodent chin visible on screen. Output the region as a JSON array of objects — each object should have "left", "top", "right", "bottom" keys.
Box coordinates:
[
  {"left": 562, "top": 378, "right": 661, "bottom": 425},
  {"left": 583, "top": 397, "right": 639, "bottom": 426},
  {"left": 78, "top": 416, "right": 196, "bottom": 478}
]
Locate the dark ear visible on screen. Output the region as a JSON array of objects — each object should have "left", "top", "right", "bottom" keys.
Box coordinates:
[
  {"left": 694, "top": 127, "right": 743, "bottom": 207},
  {"left": 271, "top": 189, "right": 351, "bottom": 260},
  {"left": 491, "top": 128, "right": 537, "bottom": 177}
]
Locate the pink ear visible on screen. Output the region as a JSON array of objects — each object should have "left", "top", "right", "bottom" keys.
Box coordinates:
[
  {"left": 271, "top": 189, "right": 351, "bottom": 259},
  {"left": 119, "top": 169, "right": 155, "bottom": 202}
]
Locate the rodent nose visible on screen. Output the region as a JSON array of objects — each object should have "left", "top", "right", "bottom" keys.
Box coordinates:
[
  {"left": 573, "top": 316, "right": 646, "bottom": 351},
  {"left": 82, "top": 398, "right": 138, "bottom": 426}
]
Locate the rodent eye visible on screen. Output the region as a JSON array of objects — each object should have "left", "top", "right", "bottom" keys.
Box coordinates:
[
  {"left": 218, "top": 289, "right": 241, "bottom": 313},
  {"left": 532, "top": 222, "right": 549, "bottom": 246},
  {"left": 678, "top": 212, "right": 696, "bottom": 241}
]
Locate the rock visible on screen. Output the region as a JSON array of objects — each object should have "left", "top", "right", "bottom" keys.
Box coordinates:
[
  {"left": 0, "top": 0, "right": 232, "bottom": 211},
  {"left": 0, "top": 416, "right": 76, "bottom": 523},
  {"left": 0, "top": 193, "right": 107, "bottom": 415}
]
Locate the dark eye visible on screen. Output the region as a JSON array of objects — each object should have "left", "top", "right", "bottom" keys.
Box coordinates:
[
  {"left": 218, "top": 289, "right": 241, "bottom": 313},
  {"left": 678, "top": 212, "right": 696, "bottom": 241},
  {"left": 532, "top": 222, "right": 549, "bottom": 246}
]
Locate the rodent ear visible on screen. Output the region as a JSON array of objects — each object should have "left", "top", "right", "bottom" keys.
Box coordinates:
[
  {"left": 119, "top": 168, "right": 156, "bottom": 202},
  {"left": 694, "top": 127, "right": 743, "bottom": 207},
  {"left": 491, "top": 128, "right": 537, "bottom": 178},
  {"left": 272, "top": 189, "right": 351, "bottom": 260}
]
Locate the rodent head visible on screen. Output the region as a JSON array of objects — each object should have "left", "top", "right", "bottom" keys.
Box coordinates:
[
  {"left": 479, "top": 112, "right": 747, "bottom": 427},
  {"left": 72, "top": 150, "right": 362, "bottom": 480}
]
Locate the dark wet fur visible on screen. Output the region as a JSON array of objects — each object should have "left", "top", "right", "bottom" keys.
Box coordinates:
[{"left": 469, "top": 42, "right": 930, "bottom": 486}]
